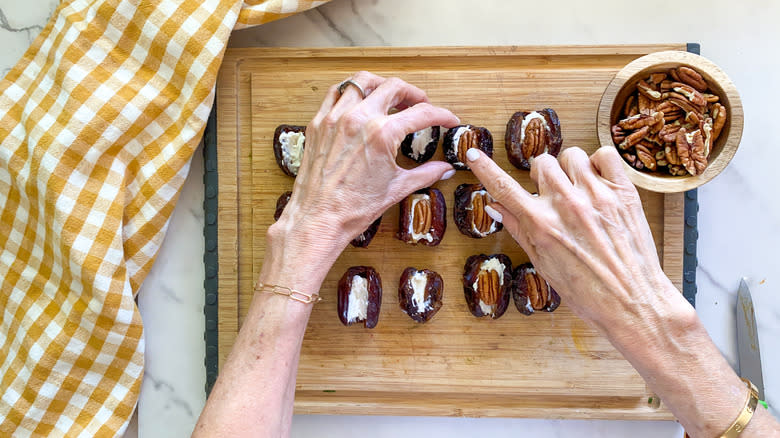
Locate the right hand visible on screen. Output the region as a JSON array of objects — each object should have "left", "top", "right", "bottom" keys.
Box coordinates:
[{"left": 466, "top": 146, "right": 686, "bottom": 333}]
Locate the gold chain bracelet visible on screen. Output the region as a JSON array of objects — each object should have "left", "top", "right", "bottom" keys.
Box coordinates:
[{"left": 255, "top": 282, "right": 322, "bottom": 305}]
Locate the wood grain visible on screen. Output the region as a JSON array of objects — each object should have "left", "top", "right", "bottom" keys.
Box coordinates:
[
  {"left": 216, "top": 45, "right": 687, "bottom": 419},
  {"left": 597, "top": 50, "right": 744, "bottom": 193}
]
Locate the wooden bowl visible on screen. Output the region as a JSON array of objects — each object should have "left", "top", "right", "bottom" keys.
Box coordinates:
[{"left": 597, "top": 51, "right": 743, "bottom": 193}]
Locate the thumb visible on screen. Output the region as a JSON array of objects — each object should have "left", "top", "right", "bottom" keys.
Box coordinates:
[{"left": 392, "top": 160, "right": 455, "bottom": 195}]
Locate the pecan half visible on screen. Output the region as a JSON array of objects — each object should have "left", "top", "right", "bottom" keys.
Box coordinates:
[
  {"left": 619, "top": 126, "right": 649, "bottom": 149},
  {"left": 398, "top": 267, "right": 444, "bottom": 323},
  {"left": 671, "top": 82, "right": 707, "bottom": 107},
  {"left": 351, "top": 216, "right": 383, "bottom": 248},
  {"left": 462, "top": 254, "right": 512, "bottom": 319},
  {"left": 617, "top": 112, "right": 663, "bottom": 131},
  {"left": 443, "top": 125, "right": 493, "bottom": 170},
  {"left": 611, "top": 125, "right": 626, "bottom": 144},
  {"left": 711, "top": 103, "right": 727, "bottom": 141},
  {"left": 273, "top": 191, "right": 292, "bottom": 221},
  {"left": 676, "top": 128, "right": 708, "bottom": 176},
  {"left": 512, "top": 263, "right": 561, "bottom": 315},
  {"left": 676, "top": 66, "right": 708, "bottom": 92},
  {"left": 396, "top": 187, "right": 446, "bottom": 246},
  {"left": 401, "top": 126, "right": 440, "bottom": 163},
  {"left": 505, "top": 109, "right": 563, "bottom": 170},
  {"left": 273, "top": 124, "right": 306, "bottom": 177},
  {"left": 454, "top": 183, "right": 503, "bottom": 238},
  {"left": 637, "top": 79, "right": 662, "bottom": 100},
  {"left": 337, "top": 266, "right": 382, "bottom": 328},
  {"left": 623, "top": 95, "right": 637, "bottom": 118},
  {"left": 665, "top": 144, "right": 682, "bottom": 165},
  {"left": 636, "top": 143, "right": 657, "bottom": 171},
  {"left": 649, "top": 72, "right": 668, "bottom": 84},
  {"left": 659, "top": 122, "right": 683, "bottom": 143}
]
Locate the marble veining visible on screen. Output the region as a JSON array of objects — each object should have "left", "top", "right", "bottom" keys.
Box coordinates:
[{"left": 2, "top": 0, "right": 778, "bottom": 436}]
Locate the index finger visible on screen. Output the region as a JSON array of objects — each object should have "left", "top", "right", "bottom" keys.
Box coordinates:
[
  {"left": 465, "top": 148, "right": 536, "bottom": 216},
  {"left": 361, "top": 77, "right": 429, "bottom": 115}
]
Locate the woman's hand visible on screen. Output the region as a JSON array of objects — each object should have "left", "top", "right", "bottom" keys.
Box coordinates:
[
  {"left": 466, "top": 146, "right": 686, "bottom": 334},
  {"left": 273, "top": 72, "right": 460, "bottom": 251}
]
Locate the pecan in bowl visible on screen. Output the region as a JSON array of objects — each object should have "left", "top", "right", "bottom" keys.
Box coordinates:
[
  {"left": 442, "top": 125, "right": 493, "bottom": 170},
  {"left": 400, "top": 126, "right": 440, "bottom": 163},
  {"left": 462, "top": 254, "right": 512, "bottom": 319},
  {"left": 453, "top": 183, "right": 502, "bottom": 238},
  {"left": 272, "top": 124, "right": 306, "bottom": 177},
  {"left": 505, "top": 108, "right": 563, "bottom": 170},
  {"left": 598, "top": 51, "right": 742, "bottom": 192},
  {"left": 512, "top": 263, "right": 560, "bottom": 315},
  {"left": 337, "top": 266, "right": 382, "bottom": 328},
  {"left": 396, "top": 187, "right": 447, "bottom": 246},
  {"left": 398, "top": 267, "right": 444, "bottom": 323}
]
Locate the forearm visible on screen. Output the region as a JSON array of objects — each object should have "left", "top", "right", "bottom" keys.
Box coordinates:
[
  {"left": 194, "top": 223, "right": 344, "bottom": 437},
  {"left": 604, "top": 278, "right": 779, "bottom": 437}
]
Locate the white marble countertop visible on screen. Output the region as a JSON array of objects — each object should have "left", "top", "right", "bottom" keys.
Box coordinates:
[{"left": 2, "top": 0, "right": 778, "bottom": 436}]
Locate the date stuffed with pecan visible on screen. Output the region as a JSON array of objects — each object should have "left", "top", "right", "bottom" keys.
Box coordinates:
[
  {"left": 505, "top": 109, "right": 563, "bottom": 170},
  {"left": 273, "top": 124, "right": 306, "bottom": 177},
  {"left": 337, "top": 266, "right": 382, "bottom": 328},
  {"left": 398, "top": 267, "right": 444, "bottom": 323},
  {"left": 453, "top": 183, "right": 502, "bottom": 238},
  {"left": 396, "top": 187, "right": 446, "bottom": 246},
  {"left": 462, "top": 254, "right": 512, "bottom": 319},
  {"left": 274, "top": 191, "right": 381, "bottom": 248},
  {"left": 512, "top": 263, "right": 560, "bottom": 315},
  {"left": 611, "top": 66, "right": 727, "bottom": 176},
  {"left": 442, "top": 125, "right": 493, "bottom": 170},
  {"left": 400, "top": 126, "right": 440, "bottom": 163}
]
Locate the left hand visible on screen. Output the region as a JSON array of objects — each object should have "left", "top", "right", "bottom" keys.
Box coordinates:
[{"left": 273, "top": 71, "right": 460, "bottom": 250}]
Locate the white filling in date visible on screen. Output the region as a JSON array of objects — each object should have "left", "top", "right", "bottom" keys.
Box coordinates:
[
  {"left": 410, "top": 271, "right": 431, "bottom": 314},
  {"left": 280, "top": 130, "right": 305, "bottom": 174},
  {"left": 346, "top": 275, "right": 369, "bottom": 323}
]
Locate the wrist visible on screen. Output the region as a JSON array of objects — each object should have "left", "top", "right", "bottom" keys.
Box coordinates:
[
  {"left": 260, "top": 219, "right": 346, "bottom": 292},
  {"left": 599, "top": 274, "right": 696, "bottom": 350}
]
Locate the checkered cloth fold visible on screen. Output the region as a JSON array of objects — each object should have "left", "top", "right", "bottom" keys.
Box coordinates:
[{"left": 0, "top": 0, "right": 328, "bottom": 435}]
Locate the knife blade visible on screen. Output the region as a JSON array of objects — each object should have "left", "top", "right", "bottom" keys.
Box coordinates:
[{"left": 737, "top": 278, "right": 764, "bottom": 399}]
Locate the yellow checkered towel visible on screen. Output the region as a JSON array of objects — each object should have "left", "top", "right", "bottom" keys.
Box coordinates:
[{"left": 0, "top": 0, "right": 329, "bottom": 435}]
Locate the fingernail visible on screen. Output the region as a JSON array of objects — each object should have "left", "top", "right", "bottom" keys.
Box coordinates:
[
  {"left": 440, "top": 169, "right": 456, "bottom": 180},
  {"left": 466, "top": 148, "right": 480, "bottom": 162},
  {"left": 484, "top": 205, "right": 503, "bottom": 223}
]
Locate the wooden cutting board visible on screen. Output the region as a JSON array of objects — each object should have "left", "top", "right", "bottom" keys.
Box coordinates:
[{"left": 215, "top": 45, "right": 686, "bottom": 419}]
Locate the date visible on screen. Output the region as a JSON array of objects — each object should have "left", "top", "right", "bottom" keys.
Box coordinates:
[
  {"left": 273, "top": 191, "right": 292, "bottom": 221},
  {"left": 462, "top": 254, "right": 512, "bottom": 319},
  {"left": 512, "top": 263, "right": 560, "bottom": 315},
  {"left": 400, "top": 126, "right": 440, "bottom": 163},
  {"left": 337, "top": 266, "right": 382, "bottom": 328},
  {"left": 442, "top": 125, "right": 493, "bottom": 170},
  {"left": 505, "top": 109, "right": 563, "bottom": 170},
  {"left": 274, "top": 191, "right": 381, "bottom": 248},
  {"left": 398, "top": 267, "right": 444, "bottom": 323},
  {"left": 273, "top": 124, "right": 306, "bottom": 177},
  {"left": 453, "top": 183, "right": 502, "bottom": 238},
  {"left": 396, "top": 187, "right": 446, "bottom": 246}
]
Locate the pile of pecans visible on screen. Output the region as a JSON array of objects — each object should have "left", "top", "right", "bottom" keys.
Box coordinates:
[{"left": 611, "top": 66, "right": 727, "bottom": 176}]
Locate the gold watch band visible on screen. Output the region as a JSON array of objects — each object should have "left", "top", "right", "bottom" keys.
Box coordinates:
[{"left": 720, "top": 378, "right": 759, "bottom": 438}]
